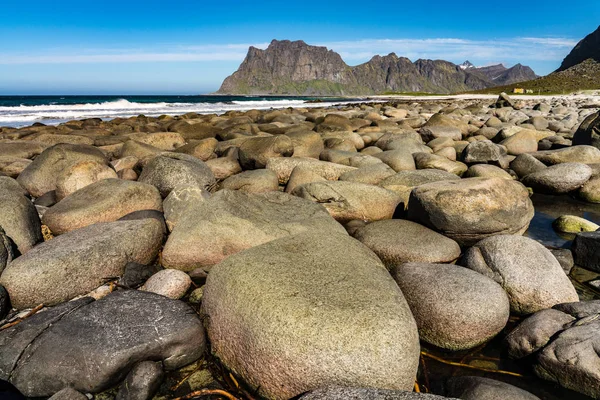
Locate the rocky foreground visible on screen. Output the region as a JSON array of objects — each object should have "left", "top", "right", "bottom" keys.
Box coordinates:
[{"left": 0, "top": 94, "right": 600, "bottom": 399}]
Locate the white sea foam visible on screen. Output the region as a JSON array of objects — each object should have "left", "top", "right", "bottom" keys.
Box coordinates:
[{"left": 0, "top": 98, "right": 354, "bottom": 127}]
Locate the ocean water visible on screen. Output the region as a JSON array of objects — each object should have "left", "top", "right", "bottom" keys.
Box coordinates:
[{"left": 0, "top": 95, "right": 363, "bottom": 128}]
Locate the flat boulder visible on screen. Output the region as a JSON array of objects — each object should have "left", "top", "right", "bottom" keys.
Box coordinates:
[
  {"left": 55, "top": 160, "right": 118, "bottom": 201},
  {"left": 413, "top": 152, "right": 467, "bottom": 176},
  {"left": 461, "top": 235, "right": 578, "bottom": 314},
  {"left": 220, "top": 169, "right": 279, "bottom": 193},
  {"left": 162, "top": 189, "right": 345, "bottom": 271},
  {"left": 445, "top": 376, "right": 540, "bottom": 400},
  {"left": 353, "top": 220, "right": 460, "bottom": 268},
  {"left": 0, "top": 219, "right": 164, "bottom": 309},
  {"left": 239, "top": 135, "right": 294, "bottom": 169},
  {"left": 530, "top": 145, "right": 600, "bottom": 165},
  {"left": 266, "top": 157, "right": 355, "bottom": 185},
  {"left": 17, "top": 144, "right": 108, "bottom": 198},
  {"left": 407, "top": 178, "right": 534, "bottom": 246},
  {"left": 0, "top": 290, "right": 205, "bottom": 397},
  {"left": 292, "top": 181, "right": 402, "bottom": 223},
  {"left": 202, "top": 231, "right": 420, "bottom": 399},
  {"left": 0, "top": 189, "right": 42, "bottom": 254},
  {"left": 42, "top": 179, "right": 163, "bottom": 235},
  {"left": 392, "top": 262, "right": 509, "bottom": 350},
  {"left": 299, "top": 387, "right": 453, "bottom": 399},
  {"left": 522, "top": 163, "right": 592, "bottom": 194}
]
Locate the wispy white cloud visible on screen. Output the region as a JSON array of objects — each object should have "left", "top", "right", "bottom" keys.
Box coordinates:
[{"left": 0, "top": 37, "right": 576, "bottom": 66}]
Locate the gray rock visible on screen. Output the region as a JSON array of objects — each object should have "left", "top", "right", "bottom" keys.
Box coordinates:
[
  {"left": 138, "top": 153, "right": 216, "bottom": 197},
  {"left": 413, "top": 152, "right": 467, "bottom": 176},
  {"left": 299, "top": 387, "right": 453, "bottom": 399},
  {"left": 461, "top": 140, "right": 504, "bottom": 164},
  {"left": 292, "top": 181, "right": 402, "bottom": 223},
  {"left": 420, "top": 126, "right": 462, "bottom": 142},
  {"left": 202, "top": 231, "right": 420, "bottom": 399},
  {"left": 392, "top": 262, "right": 509, "bottom": 350},
  {"left": 220, "top": 169, "right": 279, "bottom": 193},
  {"left": 353, "top": 219, "right": 460, "bottom": 268},
  {"left": 572, "top": 111, "right": 600, "bottom": 149},
  {"left": 115, "top": 361, "right": 164, "bottom": 400},
  {"left": 48, "top": 387, "right": 88, "bottom": 400},
  {"left": 461, "top": 235, "right": 578, "bottom": 314},
  {"left": 163, "top": 185, "right": 210, "bottom": 231},
  {"left": 239, "top": 135, "right": 294, "bottom": 169},
  {"left": 0, "top": 189, "right": 42, "bottom": 254},
  {"left": 0, "top": 226, "right": 13, "bottom": 274},
  {"left": 140, "top": 269, "right": 191, "bottom": 300},
  {"left": 509, "top": 154, "right": 546, "bottom": 179},
  {"left": 0, "top": 290, "right": 204, "bottom": 397},
  {"left": 0, "top": 285, "right": 9, "bottom": 320},
  {"left": 464, "top": 164, "right": 513, "bottom": 179},
  {"left": 550, "top": 248, "right": 574, "bottom": 274},
  {"left": 0, "top": 176, "right": 28, "bottom": 197},
  {"left": 407, "top": 178, "right": 534, "bottom": 246},
  {"left": 373, "top": 150, "right": 416, "bottom": 172},
  {"left": 0, "top": 219, "right": 164, "bottom": 309},
  {"left": 266, "top": 157, "right": 355, "bottom": 185},
  {"left": 162, "top": 189, "right": 345, "bottom": 271},
  {"left": 17, "top": 144, "right": 108, "bottom": 198},
  {"left": 42, "top": 179, "right": 163, "bottom": 235},
  {"left": 522, "top": 162, "right": 592, "bottom": 194},
  {"left": 445, "top": 376, "right": 540, "bottom": 400},
  {"left": 530, "top": 145, "right": 600, "bottom": 165},
  {"left": 339, "top": 163, "right": 396, "bottom": 185},
  {"left": 572, "top": 231, "right": 600, "bottom": 272}
]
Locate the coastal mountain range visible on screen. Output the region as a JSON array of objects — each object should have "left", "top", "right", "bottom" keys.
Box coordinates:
[{"left": 217, "top": 39, "right": 538, "bottom": 95}]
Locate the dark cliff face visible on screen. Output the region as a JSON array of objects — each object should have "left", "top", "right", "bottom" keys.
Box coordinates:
[
  {"left": 218, "top": 40, "right": 537, "bottom": 95},
  {"left": 557, "top": 26, "right": 600, "bottom": 72}
]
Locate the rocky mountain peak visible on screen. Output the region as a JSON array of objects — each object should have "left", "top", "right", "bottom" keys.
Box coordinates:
[
  {"left": 460, "top": 60, "right": 476, "bottom": 70},
  {"left": 558, "top": 25, "right": 600, "bottom": 72}
]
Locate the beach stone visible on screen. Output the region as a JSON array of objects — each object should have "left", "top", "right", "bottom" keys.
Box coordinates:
[
  {"left": 299, "top": 387, "right": 453, "bottom": 399},
  {"left": 54, "top": 160, "right": 118, "bottom": 201},
  {"left": 115, "top": 361, "right": 164, "bottom": 400},
  {"left": 0, "top": 290, "right": 205, "bottom": 397},
  {"left": 413, "top": 152, "right": 467, "bottom": 176},
  {"left": 163, "top": 186, "right": 210, "bottom": 232},
  {"left": 504, "top": 302, "right": 600, "bottom": 398},
  {"left": 0, "top": 190, "right": 42, "bottom": 254},
  {"left": 48, "top": 387, "right": 88, "bottom": 400},
  {"left": 17, "top": 144, "right": 108, "bottom": 198},
  {"left": 118, "top": 168, "right": 137, "bottom": 181},
  {"left": 510, "top": 153, "right": 546, "bottom": 178},
  {"left": 445, "top": 376, "right": 540, "bottom": 400},
  {"left": 377, "top": 136, "right": 430, "bottom": 153},
  {"left": 579, "top": 177, "right": 600, "bottom": 203},
  {"left": 464, "top": 164, "right": 513, "bottom": 179},
  {"left": 553, "top": 215, "right": 599, "bottom": 233},
  {"left": 162, "top": 189, "right": 345, "bottom": 271},
  {"left": 0, "top": 141, "right": 47, "bottom": 159},
  {"left": 0, "top": 219, "right": 164, "bottom": 309},
  {"left": 461, "top": 235, "right": 578, "bottom": 314},
  {"left": 572, "top": 111, "right": 600, "bottom": 149},
  {"left": 204, "top": 156, "right": 242, "bottom": 180},
  {"left": 0, "top": 176, "right": 28, "bottom": 197},
  {"left": 500, "top": 130, "right": 539, "bottom": 155},
  {"left": 531, "top": 145, "right": 600, "bottom": 165},
  {"left": 392, "top": 262, "right": 509, "bottom": 350},
  {"left": 135, "top": 132, "right": 185, "bottom": 150},
  {"left": 494, "top": 93, "right": 515, "bottom": 108},
  {"left": 292, "top": 181, "right": 402, "bottom": 223},
  {"left": 420, "top": 126, "right": 461, "bottom": 142},
  {"left": 461, "top": 140, "right": 504, "bottom": 164},
  {"left": 32, "top": 134, "right": 94, "bottom": 147},
  {"left": 138, "top": 153, "right": 216, "bottom": 197},
  {"left": 202, "top": 231, "right": 420, "bottom": 399},
  {"left": 522, "top": 163, "right": 592, "bottom": 194},
  {"left": 286, "top": 130, "right": 324, "bottom": 158},
  {"left": 407, "top": 178, "right": 534, "bottom": 246},
  {"left": 0, "top": 227, "right": 13, "bottom": 275},
  {"left": 111, "top": 156, "right": 139, "bottom": 172},
  {"left": 353, "top": 220, "right": 460, "bottom": 268},
  {"left": 285, "top": 164, "right": 328, "bottom": 193},
  {"left": 266, "top": 157, "right": 355, "bottom": 184},
  {"left": 174, "top": 138, "right": 218, "bottom": 161},
  {"left": 221, "top": 169, "right": 279, "bottom": 193},
  {"left": 167, "top": 120, "right": 221, "bottom": 140},
  {"left": 0, "top": 285, "right": 9, "bottom": 320},
  {"left": 572, "top": 231, "right": 600, "bottom": 272},
  {"left": 42, "top": 179, "right": 162, "bottom": 235},
  {"left": 140, "top": 269, "right": 191, "bottom": 299},
  {"left": 550, "top": 248, "right": 574, "bottom": 274},
  {"left": 339, "top": 163, "right": 395, "bottom": 185},
  {"left": 119, "top": 140, "right": 162, "bottom": 160},
  {"left": 373, "top": 150, "right": 416, "bottom": 171},
  {"left": 238, "top": 135, "right": 294, "bottom": 170},
  {"left": 427, "top": 137, "right": 454, "bottom": 152},
  {"left": 0, "top": 157, "right": 31, "bottom": 178}
]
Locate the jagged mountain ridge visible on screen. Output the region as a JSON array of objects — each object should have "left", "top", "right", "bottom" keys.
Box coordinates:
[
  {"left": 217, "top": 40, "right": 537, "bottom": 95},
  {"left": 557, "top": 25, "right": 600, "bottom": 72}
]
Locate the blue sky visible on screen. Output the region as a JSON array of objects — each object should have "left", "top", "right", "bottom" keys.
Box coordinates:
[{"left": 0, "top": 0, "right": 598, "bottom": 94}]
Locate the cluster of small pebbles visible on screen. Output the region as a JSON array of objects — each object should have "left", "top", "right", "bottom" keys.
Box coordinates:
[{"left": 0, "top": 93, "right": 600, "bottom": 399}]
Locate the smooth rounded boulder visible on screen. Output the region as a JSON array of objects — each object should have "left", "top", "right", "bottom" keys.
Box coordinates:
[
  {"left": 162, "top": 189, "right": 346, "bottom": 271},
  {"left": 202, "top": 231, "right": 420, "bottom": 399},
  {"left": 239, "top": 135, "right": 294, "bottom": 169},
  {"left": 292, "top": 181, "right": 402, "bottom": 223},
  {"left": 353, "top": 220, "right": 461, "bottom": 268},
  {"left": 0, "top": 219, "right": 164, "bottom": 309},
  {"left": 0, "top": 188, "right": 42, "bottom": 254},
  {"left": 461, "top": 235, "right": 578, "bottom": 314},
  {"left": 522, "top": 162, "right": 592, "bottom": 194},
  {"left": 299, "top": 387, "right": 453, "bottom": 399},
  {"left": 220, "top": 169, "right": 279, "bottom": 193},
  {"left": 42, "top": 179, "right": 163, "bottom": 235},
  {"left": 445, "top": 376, "right": 540, "bottom": 400},
  {"left": 55, "top": 160, "right": 118, "bottom": 201},
  {"left": 392, "top": 262, "right": 510, "bottom": 350},
  {"left": 407, "top": 178, "right": 534, "bottom": 246}
]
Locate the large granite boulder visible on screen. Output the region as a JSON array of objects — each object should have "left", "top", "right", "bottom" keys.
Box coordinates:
[
  {"left": 138, "top": 153, "right": 216, "bottom": 197},
  {"left": 353, "top": 220, "right": 460, "bottom": 268},
  {"left": 522, "top": 163, "right": 592, "bottom": 194},
  {"left": 445, "top": 376, "right": 540, "bottom": 400},
  {"left": 0, "top": 227, "right": 13, "bottom": 274},
  {"left": 266, "top": 157, "right": 355, "bottom": 184},
  {"left": 55, "top": 160, "right": 118, "bottom": 201},
  {"left": 17, "top": 144, "right": 108, "bottom": 197},
  {"left": 42, "top": 179, "right": 162, "bottom": 235},
  {"left": 530, "top": 145, "right": 600, "bottom": 165},
  {"left": 407, "top": 178, "right": 534, "bottom": 246},
  {"left": 505, "top": 301, "right": 600, "bottom": 398},
  {"left": 461, "top": 235, "right": 578, "bottom": 314},
  {"left": 202, "top": 231, "right": 420, "bottom": 399},
  {"left": 392, "top": 262, "right": 509, "bottom": 350},
  {"left": 299, "top": 387, "right": 453, "bottom": 399},
  {"left": 572, "top": 111, "right": 600, "bottom": 149},
  {"left": 239, "top": 135, "right": 294, "bottom": 169},
  {"left": 572, "top": 231, "right": 600, "bottom": 272},
  {"left": 292, "top": 181, "right": 402, "bottom": 223},
  {"left": 0, "top": 290, "right": 205, "bottom": 397},
  {"left": 0, "top": 219, "right": 164, "bottom": 309},
  {"left": 220, "top": 169, "right": 279, "bottom": 193},
  {"left": 0, "top": 188, "right": 42, "bottom": 254},
  {"left": 162, "top": 190, "right": 345, "bottom": 271}
]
